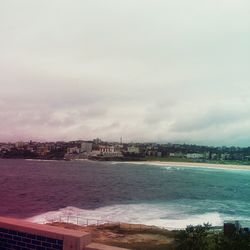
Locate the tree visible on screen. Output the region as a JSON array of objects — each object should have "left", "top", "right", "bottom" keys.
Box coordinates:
[{"left": 176, "top": 223, "right": 215, "bottom": 250}]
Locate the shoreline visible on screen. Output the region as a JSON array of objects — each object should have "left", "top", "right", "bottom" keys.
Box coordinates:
[
  {"left": 24, "top": 157, "right": 250, "bottom": 171},
  {"left": 4, "top": 157, "right": 250, "bottom": 171},
  {"left": 118, "top": 160, "right": 250, "bottom": 171}
]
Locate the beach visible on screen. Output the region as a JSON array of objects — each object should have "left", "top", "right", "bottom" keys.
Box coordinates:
[{"left": 126, "top": 160, "right": 250, "bottom": 171}]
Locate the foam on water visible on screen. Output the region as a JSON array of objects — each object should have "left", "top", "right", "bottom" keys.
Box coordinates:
[
  {"left": 28, "top": 203, "right": 230, "bottom": 229},
  {"left": 2, "top": 159, "right": 250, "bottom": 229},
  {"left": 113, "top": 161, "right": 250, "bottom": 173}
]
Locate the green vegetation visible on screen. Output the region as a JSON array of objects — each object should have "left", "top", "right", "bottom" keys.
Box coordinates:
[
  {"left": 175, "top": 224, "right": 250, "bottom": 250},
  {"left": 51, "top": 222, "right": 250, "bottom": 250},
  {"left": 97, "top": 223, "right": 250, "bottom": 250},
  {"left": 176, "top": 223, "right": 215, "bottom": 250}
]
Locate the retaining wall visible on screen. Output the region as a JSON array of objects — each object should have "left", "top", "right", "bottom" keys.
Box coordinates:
[{"left": 0, "top": 216, "right": 129, "bottom": 250}]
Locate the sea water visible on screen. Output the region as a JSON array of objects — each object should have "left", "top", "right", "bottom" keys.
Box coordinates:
[{"left": 1, "top": 159, "right": 250, "bottom": 229}]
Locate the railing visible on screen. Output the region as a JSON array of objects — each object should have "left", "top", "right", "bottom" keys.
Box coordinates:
[
  {"left": 44, "top": 215, "right": 115, "bottom": 227},
  {"left": 41, "top": 215, "right": 182, "bottom": 231},
  {"left": 41, "top": 215, "right": 225, "bottom": 233}
]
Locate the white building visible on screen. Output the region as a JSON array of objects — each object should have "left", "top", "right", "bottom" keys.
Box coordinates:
[
  {"left": 127, "top": 145, "right": 140, "bottom": 154},
  {"left": 169, "top": 152, "right": 184, "bottom": 157},
  {"left": 67, "top": 147, "right": 80, "bottom": 154},
  {"left": 186, "top": 153, "right": 204, "bottom": 159},
  {"left": 99, "top": 145, "right": 122, "bottom": 157}
]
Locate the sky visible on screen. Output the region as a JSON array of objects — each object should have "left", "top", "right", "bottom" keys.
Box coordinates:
[{"left": 0, "top": 0, "right": 249, "bottom": 146}]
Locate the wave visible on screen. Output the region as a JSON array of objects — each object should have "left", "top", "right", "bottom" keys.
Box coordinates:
[
  {"left": 112, "top": 161, "right": 250, "bottom": 173},
  {"left": 27, "top": 203, "right": 236, "bottom": 230}
]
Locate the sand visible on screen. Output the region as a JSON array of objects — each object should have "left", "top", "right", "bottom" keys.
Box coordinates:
[{"left": 121, "top": 160, "right": 250, "bottom": 171}]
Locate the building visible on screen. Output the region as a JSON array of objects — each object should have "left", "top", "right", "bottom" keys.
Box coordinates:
[
  {"left": 93, "top": 138, "right": 102, "bottom": 145},
  {"left": 81, "top": 142, "right": 93, "bottom": 153},
  {"left": 127, "top": 145, "right": 140, "bottom": 154},
  {"left": 67, "top": 147, "right": 80, "bottom": 154},
  {"left": 99, "top": 145, "right": 122, "bottom": 157},
  {"left": 186, "top": 153, "right": 204, "bottom": 159},
  {"left": 169, "top": 152, "right": 184, "bottom": 158},
  {"left": 15, "top": 141, "right": 26, "bottom": 149},
  {"left": 37, "top": 146, "right": 50, "bottom": 156}
]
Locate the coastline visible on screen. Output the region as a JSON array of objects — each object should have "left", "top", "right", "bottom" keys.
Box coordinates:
[
  {"left": 120, "top": 160, "right": 250, "bottom": 171},
  {"left": 5, "top": 157, "right": 250, "bottom": 171},
  {"left": 48, "top": 221, "right": 176, "bottom": 249}
]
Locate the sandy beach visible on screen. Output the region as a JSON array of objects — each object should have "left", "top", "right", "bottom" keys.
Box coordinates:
[{"left": 123, "top": 160, "right": 250, "bottom": 171}]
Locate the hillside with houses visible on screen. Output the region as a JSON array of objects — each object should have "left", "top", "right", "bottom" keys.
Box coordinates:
[{"left": 1, "top": 139, "right": 250, "bottom": 164}]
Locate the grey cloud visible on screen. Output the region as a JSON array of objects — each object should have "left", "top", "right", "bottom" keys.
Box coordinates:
[
  {"left": 171, "top": 107, "right": 250, "bottom": 133},
  {"left": 0, "top": 0, "right": 249, "bottom": 145}
]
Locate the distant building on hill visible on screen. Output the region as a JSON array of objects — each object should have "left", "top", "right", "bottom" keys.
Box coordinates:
[
  {"left": 169, "top": 152, "right": 184, "bottom": 158},
  {"left": 99, "top": 145, "right": 123, "bottom": 157},
  {"left": 93, "top": 138, "right": 102, "bottom": 145},
  {"left": 37, "top": 145, "right": 51, "bottom": 156},
  {"left": 81, "top": 142, "right": 93, "bottom": 153},
  {"left": 67, "top": 147, "right": 80, "bottom": 154},
  {"left": 127, "top": 145, "right": 140, "bottom": 154},
  {"left": 186, "top": 153, "right": 204, "bottom": 159},
  {"left": 15, "top": 141, "right": 26, "bottom": 149}
]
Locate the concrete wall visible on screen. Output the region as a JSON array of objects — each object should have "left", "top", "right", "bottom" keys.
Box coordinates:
[
  {"left": 0, "top": 216, "right": 91, "bottom": 250},
  {"left": 0, "top": 216, "right": 130, "bottom": 250}
]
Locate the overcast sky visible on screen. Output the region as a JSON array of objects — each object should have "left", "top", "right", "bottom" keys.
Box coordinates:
[{"left": 0, "top": 0, "right": 249, "bottom": 146}]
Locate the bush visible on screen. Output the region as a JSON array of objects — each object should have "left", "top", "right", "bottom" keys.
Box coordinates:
[
  {"left": 176, "top": 223, "right": 216, "bottom": 250},
  {"left": 175, "top": 223, "right": 250, "bottom": 250}
]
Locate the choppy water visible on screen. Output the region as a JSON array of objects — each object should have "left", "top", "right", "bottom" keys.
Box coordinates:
[{"left": 1, "top": 159, "right": 250, "bottom": 229}]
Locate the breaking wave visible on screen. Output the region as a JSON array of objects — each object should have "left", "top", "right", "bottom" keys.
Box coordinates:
[{"left": 28, "top": 203, "right": 236, "bottom": 230}]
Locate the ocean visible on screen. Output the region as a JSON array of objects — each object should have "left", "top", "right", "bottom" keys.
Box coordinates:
[{"left": 1, "top": 159, "right": 250, "bottom": 229}]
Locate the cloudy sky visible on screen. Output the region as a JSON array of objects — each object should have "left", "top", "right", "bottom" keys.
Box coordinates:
[{"left": 0, "top": 0, "right": 249, "bottom": 146}]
